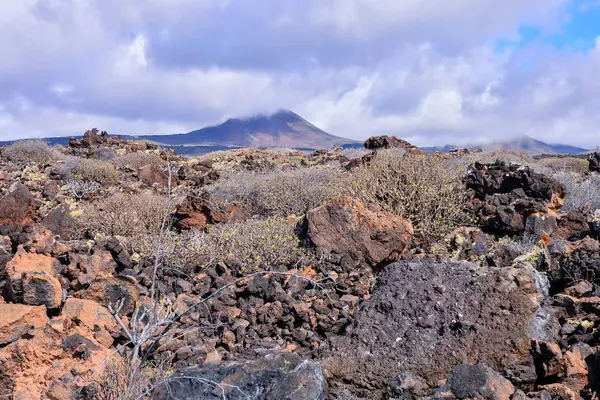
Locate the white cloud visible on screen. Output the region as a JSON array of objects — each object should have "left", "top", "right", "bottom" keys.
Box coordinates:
[{"left": 0, "top": 0, "right": 599, "bottom": 149}]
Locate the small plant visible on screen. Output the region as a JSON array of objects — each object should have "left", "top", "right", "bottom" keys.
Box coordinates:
[{"left": 64, "top": 180, "right": 101, "bottom": 201}]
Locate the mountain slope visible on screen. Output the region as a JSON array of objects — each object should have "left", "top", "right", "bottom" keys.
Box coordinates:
[
  {"left": 422, "top": 136, "right": 588, "bottom": 155},
  {"left": 139, "top": 110, "right": 360, "bottom": 149}
]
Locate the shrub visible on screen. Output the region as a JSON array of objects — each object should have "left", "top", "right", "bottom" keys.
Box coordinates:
[
  {"left": 92, "top": 147, "right": 118, "bottom": 161},
  {"left": 552, "top": 172, "right": 600, "bottom": 212},
  {"left": 533, "top": 157, "right": 589, "bottom": 174},
  {"left": 3, "top": 139, "right": 59, "bottom": 165},
  {"left": 166, "top": 218, "right": 299, "bottom": 274},
  {"left": 60, "top": 157, "right": 118, "bottom": 185},
  {"left": 461, "top": 149, "right": 533, "bottom": 166},
  {"left": 350, "top": 151, "right": 473, "bottom": 246},
  {"left": 77, "top": 192, "right": 170, "bottom": 252},
  {"left": 118, "top": 152, "right": 166, "bottom": 171},
  {"left": 206, "top": 166, "right": 348, "bottom": 217}
]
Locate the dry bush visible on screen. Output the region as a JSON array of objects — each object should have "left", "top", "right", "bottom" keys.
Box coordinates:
[
  {"left": 166, "top": 218, "right": 299, "bottom": 274},
  {"left": 93, "top": 357, "right": 162, "bottom": 400},
  {"left": 552, "top": 171, "right": 600, "bottom": 212},
  {"left": 350, "top": 151, "right": 473, "bottom": 246},
  {"left": 207, "top": 166, "right": 348, "bottom": 217},
  {"left": 461, "top": 149, "right": 533, "bottom": 166},
  {"left": 533, "top": 157, "right": 589, "bottom": 174},
  {"left": 78, "top": 191, "right": 170, "bottom": 252},
  {"left": 60, "top": 157, "right": 118, "bottom": 185},
  {"left": 3, "top": 139, "right": 59, "bottom": 165},
  {"left": 118, "top": 152, "right": 166, "bottom": 170},
  {"left": 92, "top": 147, "right": 118, "bottom": 161}
]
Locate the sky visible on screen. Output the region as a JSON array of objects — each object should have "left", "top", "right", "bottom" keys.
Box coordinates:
[{"left": 1, "top": 0, "right": 600, "bottom": 147}]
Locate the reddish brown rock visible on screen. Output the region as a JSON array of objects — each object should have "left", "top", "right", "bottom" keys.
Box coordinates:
[
  {"left": 0, "top": 183, "right": 38, "bottom": 234},
  {"left": 0, "top": 304, "right": 48, "bottom": 345},
  {"left": 4, "top": 249, "right": 61, "bottom": 307},
  {"left": 305, "top": 197, "right": 413, "bottom": 268},
  {"left": 61, "top": 298, "right": 120, "bottom": 336},
  {"left": 556, "top": 211, "right": 590, "bottom": 240},
  {"left": 69, "top": 248, "right": 118, "bottom": 280},
  {"left": 175, "top": 193, "right": 249, "bottom": 230},
  {"left": 138, "top": 164, "right": 178, "bottom": 188}
]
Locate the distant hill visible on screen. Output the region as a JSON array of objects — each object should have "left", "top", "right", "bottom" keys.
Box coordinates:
[
  {"left": 422, "top": 136, "right": 588, "bottom": 155},
  {"left": 136, "top": 110, "right": 360, "bottom": 149}
]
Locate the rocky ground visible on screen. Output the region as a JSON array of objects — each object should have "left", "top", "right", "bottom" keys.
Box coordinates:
[{"left": 1, "top": 130, "right": 600, "bottom": 399}]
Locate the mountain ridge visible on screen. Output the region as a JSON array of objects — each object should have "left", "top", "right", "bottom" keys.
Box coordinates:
[{"left": 422, "top": 136, "right": 588, "bottom": 155}]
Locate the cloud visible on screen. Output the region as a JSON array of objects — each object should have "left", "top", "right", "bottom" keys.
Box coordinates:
[{"left": 1, "top": 0, "right": 599, "bottom": 148}]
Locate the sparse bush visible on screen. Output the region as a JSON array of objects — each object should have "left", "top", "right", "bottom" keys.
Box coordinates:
[
  {"left": 166, "top": 218, "right": 299, "bottom": 274},
  {"left": 77, "top": 191, "right": 170, "bottom": 252},
  {"left": 534, "top": 157, "right": 589, "bottom": 174},
  {"left": 92, "top": 147, "right": 118, "bottom": 161},
  {"left": 60, "top": 157, "right": 118, "bottom": 185},
  {"left": 552, "top": 171, "right": 600, "bottom": 212},
  {"left": 461, "top": 149, "right": 533, "bottom": 166},
  {"left": 94, "top": 357, "right": 162, "bottom": 400},
  {"left": 350, "top": 151, "right": 473, "bottom": 246},
  {"left": 3, "top": 139, "right": 59, "bottom": 165},
  {"left": 207, "top": 166, "right": 348, "bottom": 217},
  {"left": 118, "top": 152, "right": 166, "bottom": 171}
]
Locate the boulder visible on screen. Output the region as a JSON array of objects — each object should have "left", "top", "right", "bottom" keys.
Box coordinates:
[
  {"left": 61, "top": 298, "right": 120, "bottom": 336},
  {"left": 152, "top": 346, "right": 327, "bottom": 400},
  {"left": 69, "top": 248, "right": 118, "bottom": 281},
  {"left": 174, "top": 192, "right": 249, "bottom": 230},
  {"left": 321, "top": 260, "right": 549, "bottom": 398},
  {"left": 466, "top": 162, "right": 565, "bottom": 235},
  {"left": 556, "top": 211, "right": 590, "bottom": 241},
  {"left": 0, "top": 183, "right": 38, "bottom": 235},
  {"left": 0, "top": 312, "right": 111, "bottom": 399},
  {"left": 364, "top": 135, "right": 425, "bottom": 154},
  {"left": 4, "top": 249, "right": 62, "bottom": 308},
  {"left": 430, "top": 363, "right": 515, "bottom": 400},
  {"left": 79, "top": 276, "right": 139, "bottom": 315},
  {"left": 558, "top": 237, "right": 600, "bottom": 285},
  {"left": 0, "top": 304, "right": 48, "bottom": 345},
  {"left": 138, "top": 164, "right": 178, "bottom": 188},
  {"left": 42, "top": 205, "right": 77, "bottom": 239},
  {"left": 587, "top": 152, "right": 600, "bottom": 173},
  {"left": 304, "top": 197, "right": 413, "bottom": 269}
]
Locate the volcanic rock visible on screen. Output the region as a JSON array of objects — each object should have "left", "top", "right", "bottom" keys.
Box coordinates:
[{"left": 304, "top": 197, "right": 413, "bottom": 269}]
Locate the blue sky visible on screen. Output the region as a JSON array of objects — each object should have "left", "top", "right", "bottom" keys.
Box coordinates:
[{"left": 1, "top": 0, "right": 600, "bottom": 147}]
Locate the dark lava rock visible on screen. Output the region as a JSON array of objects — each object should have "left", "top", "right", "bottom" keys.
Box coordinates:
[
  {"left": 588, "top": 152, "right": 600, "bottom": 173},
  {"left": 465, "top": 161, "right": 565, "bottom": 236},
  {"left": 321, "top": 260, "right": 550, "bottom": 399},
  {"left": 364, "top": 135, "right": 425, "bottom": 154},
  {"left": 152, "top": 346, "right": 327, "bottom": 400}
]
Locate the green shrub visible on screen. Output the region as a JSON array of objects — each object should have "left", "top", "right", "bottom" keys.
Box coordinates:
[
  {"left": 117, "top": 152, "right": 166, "bottom": 170},
  {"left": 60, "top": 157, "right": 118, "bottom": 185},
  {"left": 350, "top": 151, "right": 473, "bottom": 246},
  {"left": 3, "top": 139, "right": 59, "bottom": 165},
  {"left": 169, "top": 218, "right": 299, "bottom": 274},
  {"left": 207, "top": 166, "right": 348, "bottom": 217}
]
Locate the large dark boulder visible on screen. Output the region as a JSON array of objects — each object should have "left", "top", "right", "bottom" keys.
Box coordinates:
[
  {"left": 152, "top": 346, "right": 327, "bottom": 400},
  {"left": 364, "top": 135, "right": 425, "bottom": 154},
  {"left": 0, "top": 183, "right": 38, "bottom": 235},
  {"left": 465, "top": 162, "right": 565, "bottom": 236},
  {"left": 588, "top": 152, "right": 600, "bottom": 173},
  {"left": 321, "top": 260, "right": 553, "bottom": 399}
]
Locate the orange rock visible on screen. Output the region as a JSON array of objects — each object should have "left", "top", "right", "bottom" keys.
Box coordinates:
[
  {"left": 563, "top": 343, "right": 593, "bottom": 393},
  {"left": 540, "top": 383, "right": 578, "bottom": 400},
  {"left": 6, "top": 247, "right": 58, "bottom": 277},
  {"left": 61, "top": 298, "right": 120, "bottom": 336},
  {"left": 0, "top": 304, "right": 49, "bottom": 345}
]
